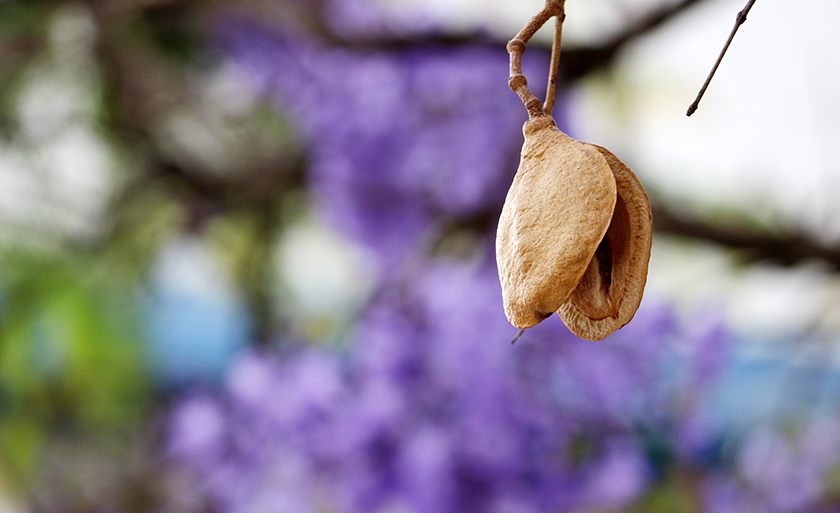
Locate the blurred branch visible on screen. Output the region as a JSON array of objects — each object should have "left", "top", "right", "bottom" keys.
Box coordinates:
[
  {"left": 215, "top": 0, "right": 708, "bottom": 87},
  {"left": 90, "top": 0, "right": 305, "bottom": 223},
  {"left": 559, "top": 0, "right": 706, "bottom": 85},
  {"left": 652, "top": 204, "right": 840, "bottom": 271},
  {"left": 86, "top": 0, "right": 307, "bottom": 345},
  {"left": 453, "top": 199, "right": 840, "bottom": 272}
]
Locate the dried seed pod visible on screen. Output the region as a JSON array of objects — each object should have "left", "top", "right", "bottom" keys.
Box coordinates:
[
  {"left": 496, "top": 116, "right": 617, "bottom": 329},
  {"left": 557, "top": 146, "right": 652, "bottom": 341},
  {"left": 500, "top": 0, "right": 652, "bottom": 340},
  {"left": 495, "top": 116, "right": 653, "bottom": 341}
]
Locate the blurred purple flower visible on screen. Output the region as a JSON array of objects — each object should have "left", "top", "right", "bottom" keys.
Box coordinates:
[
  {"left": 580, "top": 438, "right": 649, "bottom": 510},
  {"left": 687, "top": 310, "right": 730, "bottom": 389},
  {"left": 167, "top": 257, "right": 740, "bottom": 513},
  {"left": 161, "top": 7, "right": 840, "bottom": 513},
  {"left": 699, "top": 418, "right": 840, "bottom": 513},
  {"left": 217, "top": 19, "right": 553, "bottom": 270},
  {"left": 736, "top": 421, "right": 840, "bottom": 513},
  {"left": 169, "top": 394, "right": 226, "bottom": 464},
  {"left": 703, "top": 474, "right": 747, "bottom": 513},
  {"left": 322, "top": 0, "right": 393, "bottom": 38}
]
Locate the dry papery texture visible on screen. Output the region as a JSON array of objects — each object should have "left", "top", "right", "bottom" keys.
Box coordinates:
[
  {"left": 558, "top": 145, "right": 652, "bottom": 340},
  {"left": 496, "top": 116, "right": 616, "bottom": 328},
  {"left": 496, "top": 116, "right": 652, "bottom": 341}
]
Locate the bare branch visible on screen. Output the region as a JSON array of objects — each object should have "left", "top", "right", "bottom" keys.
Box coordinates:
[
  {"left": 543, "top": 14, "right": 565, "bottom": 116},
  {"left": 507, "top": 0, "right": 565, "bottom": 119},
  {"left": 686, "top": 0, "right": 757, "bottom": 116}
]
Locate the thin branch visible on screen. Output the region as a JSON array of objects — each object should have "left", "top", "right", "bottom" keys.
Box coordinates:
[
  {"left": 686, "top": 0, "right": 757, "bottom": 116},
  {"left": 507, "top": 0, "right": 563, "bottom": 119},
  {"left": 543, "top": 9, "right": 566, "bottom": 116}
]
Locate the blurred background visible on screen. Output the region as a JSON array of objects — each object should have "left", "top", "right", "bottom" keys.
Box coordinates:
[{"left": 1, "top": 0, "right": 840, "bottom": 511}]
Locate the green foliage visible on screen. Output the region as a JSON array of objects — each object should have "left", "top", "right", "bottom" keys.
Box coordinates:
[
  {"left": 0, "top": 251, "right": 150, "bottom": 485},
  {"left": 0, "top": 0, "right": 51, "bottom": 39}
]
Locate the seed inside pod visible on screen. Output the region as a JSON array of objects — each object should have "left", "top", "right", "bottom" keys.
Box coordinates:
[
  {"left": 496, "top": 116, "right": 617, "bottom": 329},
  {"left": 558, "top": 146, "right": 652, "bottom": 341}
]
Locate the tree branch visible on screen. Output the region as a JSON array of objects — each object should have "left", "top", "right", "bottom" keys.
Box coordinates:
[
  {"left": 506, "top": 0, "right": 566, "bottom": 119},
  {"left": 652, "top": 205, "right": 840, "bottom": 271},
  {"left": 218, "top": 0, "right": 711, "bottom": 87},
  {"left": 686, "top": 0, "right": 757, "bottom": 116}
]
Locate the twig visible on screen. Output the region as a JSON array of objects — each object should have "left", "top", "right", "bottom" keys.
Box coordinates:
[
  {"left": 686, "top": 0, "right": 757, "bottom": 117},
  {"left": 507, "top": 0, "right": 566, "bottom": 119},
  {"left": 543, "top": 12, "right": 565, "bottom": 116}
]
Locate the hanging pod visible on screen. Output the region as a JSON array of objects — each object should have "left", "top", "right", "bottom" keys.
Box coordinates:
[
  {"left": 500, "top": 0, "right": 652, "bottom": 341},
  {"left": 495, "top": 116, "right": 652, "bottom": 341}
]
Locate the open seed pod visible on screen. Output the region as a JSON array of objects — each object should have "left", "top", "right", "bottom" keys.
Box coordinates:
[
  {"left": 557, "top": 145, "right": 653, "bottom": 341},
  {"left": 496, "top": 116, "right": 617, "bottom": 329},
  {"left": 496, "top": 116, "right": 652, "bottom": 340}
]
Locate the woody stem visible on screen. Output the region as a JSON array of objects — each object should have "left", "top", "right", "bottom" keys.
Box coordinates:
[
  {"left": 544, "top": 3, "right": 566, "bottom": 116},
  {"left": 686, "top": 0, "right": 756, "bottom": 116},
  {"left": 507, "top": 0, "right": 566, "bottom": 119}
]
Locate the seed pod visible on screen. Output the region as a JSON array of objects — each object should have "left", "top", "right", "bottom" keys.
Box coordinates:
[
  {"left": 496, "top": 116, "right": 617, "bottom": 329},
  {"left": 557, "top": 145, "right": 652, "bottom": 341},
  {"left": 496, "top": 116, "right": 653, "bottom": 341}
]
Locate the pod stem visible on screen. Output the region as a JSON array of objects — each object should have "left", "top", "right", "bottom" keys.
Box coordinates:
[
  {"left": 507, "top": 0, "right": 567, "bottom": 119},
  {"left": 544, "top": 13, "right": 565, "bottom": 116}
]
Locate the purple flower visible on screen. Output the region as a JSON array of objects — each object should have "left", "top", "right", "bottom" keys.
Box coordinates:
[
  {"left": 703, "top": 474, "right": 747, "bottom": 513},
  {"left": 167, "top": 256, "right": 738, "bottom": 513},
  {"left": 160, "top": 8, "right": 840, "bottom": 513},
  {"left": 217, "top": 19, "right": 553, "bottom": 270},
  {"left": 698, "top": 418, "right": 840, "bottom": 513},
  {"left": 580, "top": 438, "right": 650, "bottom": 510},
  {"left": 736, "top": 421, "right": 840, "bottom": 513},
  {"left": 169, "top": 393, "right": 227, "bottom": 465}
]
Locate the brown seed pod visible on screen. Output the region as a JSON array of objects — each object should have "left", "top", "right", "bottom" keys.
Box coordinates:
[
  {"left": 500, "top": 0, "right": 652, "bottom": 341},
  {"left": 495, "top": 116, "right": 653, "bottom": 340},
  {"left": 557, "top": 145, "right": 653, "bottom": 341},
  {"left": 496, "top": 116, "right": 617, "bottom": 329}
]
